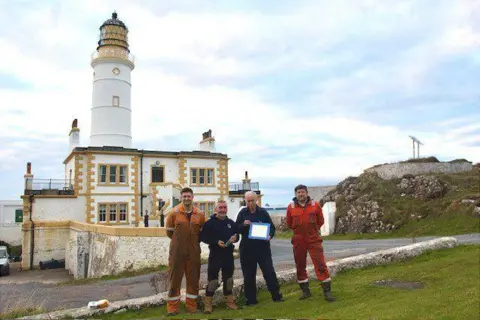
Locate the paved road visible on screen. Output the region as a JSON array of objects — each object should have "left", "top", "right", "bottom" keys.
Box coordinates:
[{"left": 0, "top": 234, "right": 478, "bottom": 314}]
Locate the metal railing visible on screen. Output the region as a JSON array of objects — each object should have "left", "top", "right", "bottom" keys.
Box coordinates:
[
  {"left": 228, "top": 182, "right": 260, "bottom": 192},
  {"left": 25, "top": 179, "right": 74, "bottom": 196},
  {"left": 91, "top": 49, "right": 135, "bottom": 64}
]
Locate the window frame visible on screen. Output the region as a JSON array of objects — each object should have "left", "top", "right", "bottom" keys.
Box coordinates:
[
  {"left": 98, "top": 164, "right": 129, "bottom": 185},
  {"left": 190, "top": 167, "right": 215, "bottom": 186},
  {"left": 151, "top": 165, "right": 165, "bottom": 183},
  {"left": 98, "top": 202, "right": 129, "bottom": 224},
  {"left": 194, "top": 201, "right": 216, "bottom": 218}
]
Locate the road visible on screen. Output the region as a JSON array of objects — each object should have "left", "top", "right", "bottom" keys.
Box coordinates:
[{"left": 0, "top": 234, "right": 478, "bottom": 314}]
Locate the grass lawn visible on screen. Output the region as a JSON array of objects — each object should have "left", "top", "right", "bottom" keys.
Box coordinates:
[{"left": 97, "top": 244, "right": 480, "bottom": 320}]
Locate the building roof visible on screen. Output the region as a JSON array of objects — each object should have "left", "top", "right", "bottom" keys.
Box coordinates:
[
  {"left": 64, "top": 146, "right": 229, "bottom": 164},
  {"left": 99, "top": 12, "right": 127, "bottom": 30}
]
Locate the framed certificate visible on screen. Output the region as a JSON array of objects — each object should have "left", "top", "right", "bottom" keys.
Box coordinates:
[{"left": 248, "top": 222, "right": 270, "bottom": 240}]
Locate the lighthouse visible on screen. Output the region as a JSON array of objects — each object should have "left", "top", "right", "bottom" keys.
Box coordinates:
[{"left": 90, "top": 12, "right": 135, "bottom": 148}]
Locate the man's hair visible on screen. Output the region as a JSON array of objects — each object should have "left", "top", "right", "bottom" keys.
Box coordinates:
[
  {"left": 181, "top": 187, "right": 193, "bottom": 195},
  {"left": 294, "top": 184, "right": 308, "bottom": 193},
  {"left": 216, "top": 200, "right": 227, "bottom": 205},
  {"left": 244, "top": 191, "right": 258, "bottom": 199}
]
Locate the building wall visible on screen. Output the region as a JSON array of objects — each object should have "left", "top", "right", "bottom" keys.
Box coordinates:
[
  {"left": 21, "top": 221, "right": 70, "bottom": 270},
  {"left": 63, "top": 221, "right": 211, "bottom": 279},
  {"left": 364, "top": 161, "right": 473, "bottom": 180},
  {"left": 0, "top": 200, "right": 23, "bottom": 245},
  {"left": 26, "top": 197, "right": 84, "bottom": 221}
]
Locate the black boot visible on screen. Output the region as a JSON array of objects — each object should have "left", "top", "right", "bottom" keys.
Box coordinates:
[
  {"left": 321, "top": 281, "right": 336, "bottom": 302},
  {"left": 299, "top": 282, "right": 311, "bottom": 300},
  {"left": 271, "top": 290, "right": 284, "bottom": 302}
]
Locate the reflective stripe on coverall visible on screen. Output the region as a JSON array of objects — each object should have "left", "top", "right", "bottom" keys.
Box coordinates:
[
  {"left": 165, "top": 204, "right": 206, "bottom": 314},
  {"left": 286, "top": 198, "right": 330, "bottom": 283}
]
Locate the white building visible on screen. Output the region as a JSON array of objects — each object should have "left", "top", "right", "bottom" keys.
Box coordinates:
[
  {"left": 0, "top": 200, "right": 23, "bottom": 245},
  {"left": 22, "top": 12, "right": 261, "bottom": 229}
]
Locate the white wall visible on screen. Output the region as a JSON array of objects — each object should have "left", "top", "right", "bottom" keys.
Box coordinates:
[
  {"left": 32, "top": 198, "right": 84, "bottom": 221},
  {"left": 90, "top": 61, "right": 133, "bottom": 148},
  {"left": 321, "top": 201, "right": 336, "bottom": 236},
  {"left": 365, "top": 162, "right": 473, "bottom": 180},
  {"left": 0, "top": 200, "right": 23, "bottom": 245}
]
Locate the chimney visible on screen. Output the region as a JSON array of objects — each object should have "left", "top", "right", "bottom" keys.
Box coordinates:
[
  {"left": 24, "top": 162, "right": 34, "bottom": 192},
  {"left": 199, "top": 129, "right": 216, "bottom": 152},
  {"left": 69, "top": 119, "right": 80, "bottom": 152}
]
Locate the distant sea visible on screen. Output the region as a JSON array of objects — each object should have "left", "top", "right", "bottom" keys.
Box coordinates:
[{"left": 265, "top": 208, "right": 287, "bottom": 216}]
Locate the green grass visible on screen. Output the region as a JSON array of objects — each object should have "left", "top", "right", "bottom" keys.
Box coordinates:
[{"left": 96, "top": 244, "right": 480, "bottom": 320}]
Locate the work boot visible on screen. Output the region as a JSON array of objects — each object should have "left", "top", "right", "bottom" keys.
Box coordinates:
[
  {"left": 299, "top": 282, "right": 311, "bottom": 300},
  {"left": 321, "top": 281, "right": 336, "bottom": 302},
  {"left": 271, "top": 290, "right": 284, "bottom": 302},
  {"left": 203, "top": 296, "right": 213, "bottom": 314},
  {"left": 225, "top": 295, "right": 238, "bottom": 310}
]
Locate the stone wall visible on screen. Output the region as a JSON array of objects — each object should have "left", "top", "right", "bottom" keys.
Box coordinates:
[
  {"left": 364, "top": 161, "right": 473, "bottom": 180},
  {"left": 21, "top": 221, "right": 70, "bottom": 270},
  {"left": 65, "top": 222, "right": 210, "bottom": 279}
]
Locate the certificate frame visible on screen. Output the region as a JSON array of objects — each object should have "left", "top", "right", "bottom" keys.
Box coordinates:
[{"left": 248, "top": 222, "right": 271, "bottom": 240}]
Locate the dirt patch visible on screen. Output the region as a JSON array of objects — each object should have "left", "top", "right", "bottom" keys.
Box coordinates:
[{"left": 373, "top": 279, "right": 424, "bottom": 290}]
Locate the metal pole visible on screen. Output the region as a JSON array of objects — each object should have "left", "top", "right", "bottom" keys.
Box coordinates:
[{"left": 412, "top": 140, "right": 415, "bottom": 158}]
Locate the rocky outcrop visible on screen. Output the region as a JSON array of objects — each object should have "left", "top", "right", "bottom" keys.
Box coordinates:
[
  {"left": 397, "top": 175, "right": 448, "bottom": 200},
  {"left": 321, "top": 171, "right": 454, "bottom": 234}
]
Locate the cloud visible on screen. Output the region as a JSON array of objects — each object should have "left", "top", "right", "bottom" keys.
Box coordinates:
[{"left": 0, "top": 0, "right": 479, "bottom": 205}]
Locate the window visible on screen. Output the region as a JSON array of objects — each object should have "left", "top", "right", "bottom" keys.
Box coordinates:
[
  {"left": 190, "top": 168, "right": 214, "bottom": 186},
  {"left": 194, "top": 201, "right": 215, "bottom": 217},
  {"left": 99, "top": 164, "right": 128, "bottom": 185},
  {"left": 151, "top": 166, "right": 165, "bottom": 183},
  {"left": 98, "top": 203, "right": 128, "bottom": 224},
  {"left": 112, "top": 96, "right": 119, "bottom": 106},
  {"left": 99, "top": 204, "right": 107, "bottom": 222}
]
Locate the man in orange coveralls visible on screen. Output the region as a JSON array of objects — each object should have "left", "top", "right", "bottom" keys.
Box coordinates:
[
  {"left": 165, "top": 187, "right": 206, "bottom": 315},
  {"left": 286, "top": 184, "right": 335, "bottom": 302}
]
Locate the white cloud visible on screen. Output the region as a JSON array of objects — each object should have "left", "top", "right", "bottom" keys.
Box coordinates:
[{"left": 0, "top": 0, "right": 479, "bottom": 204}]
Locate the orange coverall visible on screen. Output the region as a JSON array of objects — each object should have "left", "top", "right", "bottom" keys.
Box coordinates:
[
  {"left": 165, "top": 203, "right": 206, "bottom": 314},
  {"left": 286, "top": 198, "right": 330, "bottom": 283}
]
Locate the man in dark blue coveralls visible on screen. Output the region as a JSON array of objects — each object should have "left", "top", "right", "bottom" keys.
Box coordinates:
[
  {"left": 236, "top": 191, "right": 284, "bottom": 306},
  {"left": 199, "top": 200, "right": 239, "bottom": 314}
]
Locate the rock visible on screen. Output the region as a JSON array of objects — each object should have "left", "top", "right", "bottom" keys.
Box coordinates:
[{"left": 397, "top": 175, "right": 448, "bottom": 200}]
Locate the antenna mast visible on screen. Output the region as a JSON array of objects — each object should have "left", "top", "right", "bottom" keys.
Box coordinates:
[{"left": 408, "top": 136, "right": 424, "bottom": 159}]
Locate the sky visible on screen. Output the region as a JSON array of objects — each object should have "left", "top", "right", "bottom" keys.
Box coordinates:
[{"left": 0, "top": 0, "right": 479, "bottom": 205}]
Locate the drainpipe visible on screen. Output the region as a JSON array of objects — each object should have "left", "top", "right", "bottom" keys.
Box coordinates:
[
  {"left": 28, "top": 194, "right": 35, "bottom": 270},
  {"left": 140, "top": 150, "right": 144, "bottom": 220}
]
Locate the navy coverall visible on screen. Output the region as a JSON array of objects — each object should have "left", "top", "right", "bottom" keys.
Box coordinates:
[
  {"left": 235, "top": 206, "right": 282, "bottom": 305},
  {"left": 199, "top": 214, "right": 239, "bottom": 296}
]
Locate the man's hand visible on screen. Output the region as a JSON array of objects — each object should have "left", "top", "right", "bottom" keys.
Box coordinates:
[
  {"left": 218, "top": 240, "right": 226, "bottom": 248},
  {"left": 266, "top": 236, "right": 272, "bottom": 242},
  {"left": 229, "top": 235, "right": 237, "bottom": 243},
  {"left": 244, "top": 220, "right": 251, "bottom": 226}
]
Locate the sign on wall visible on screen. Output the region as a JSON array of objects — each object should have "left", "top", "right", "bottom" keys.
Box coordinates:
[{"left": 15, "top": 209, "right": 23, "bottom": 223}]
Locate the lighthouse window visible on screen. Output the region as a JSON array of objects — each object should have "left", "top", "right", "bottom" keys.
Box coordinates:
[
  {"left": 190, "top": 168, "right": 215, "bottom": 186},
  {"left": 112, "top": 96, "right": 120, "bottom": 106},
  {"left": 151, "top": 166, "right": 165, "bottom": 183},
  {"left": 98, "top": 164, "right": 128, "bottom": 185},
  {"left": 98, "top": 203, "right": 129, "bottom": 224}
]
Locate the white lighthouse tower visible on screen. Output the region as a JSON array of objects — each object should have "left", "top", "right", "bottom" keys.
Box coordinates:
[{"left": 90, "top": 12, "right": 135, "bottom": 148}]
